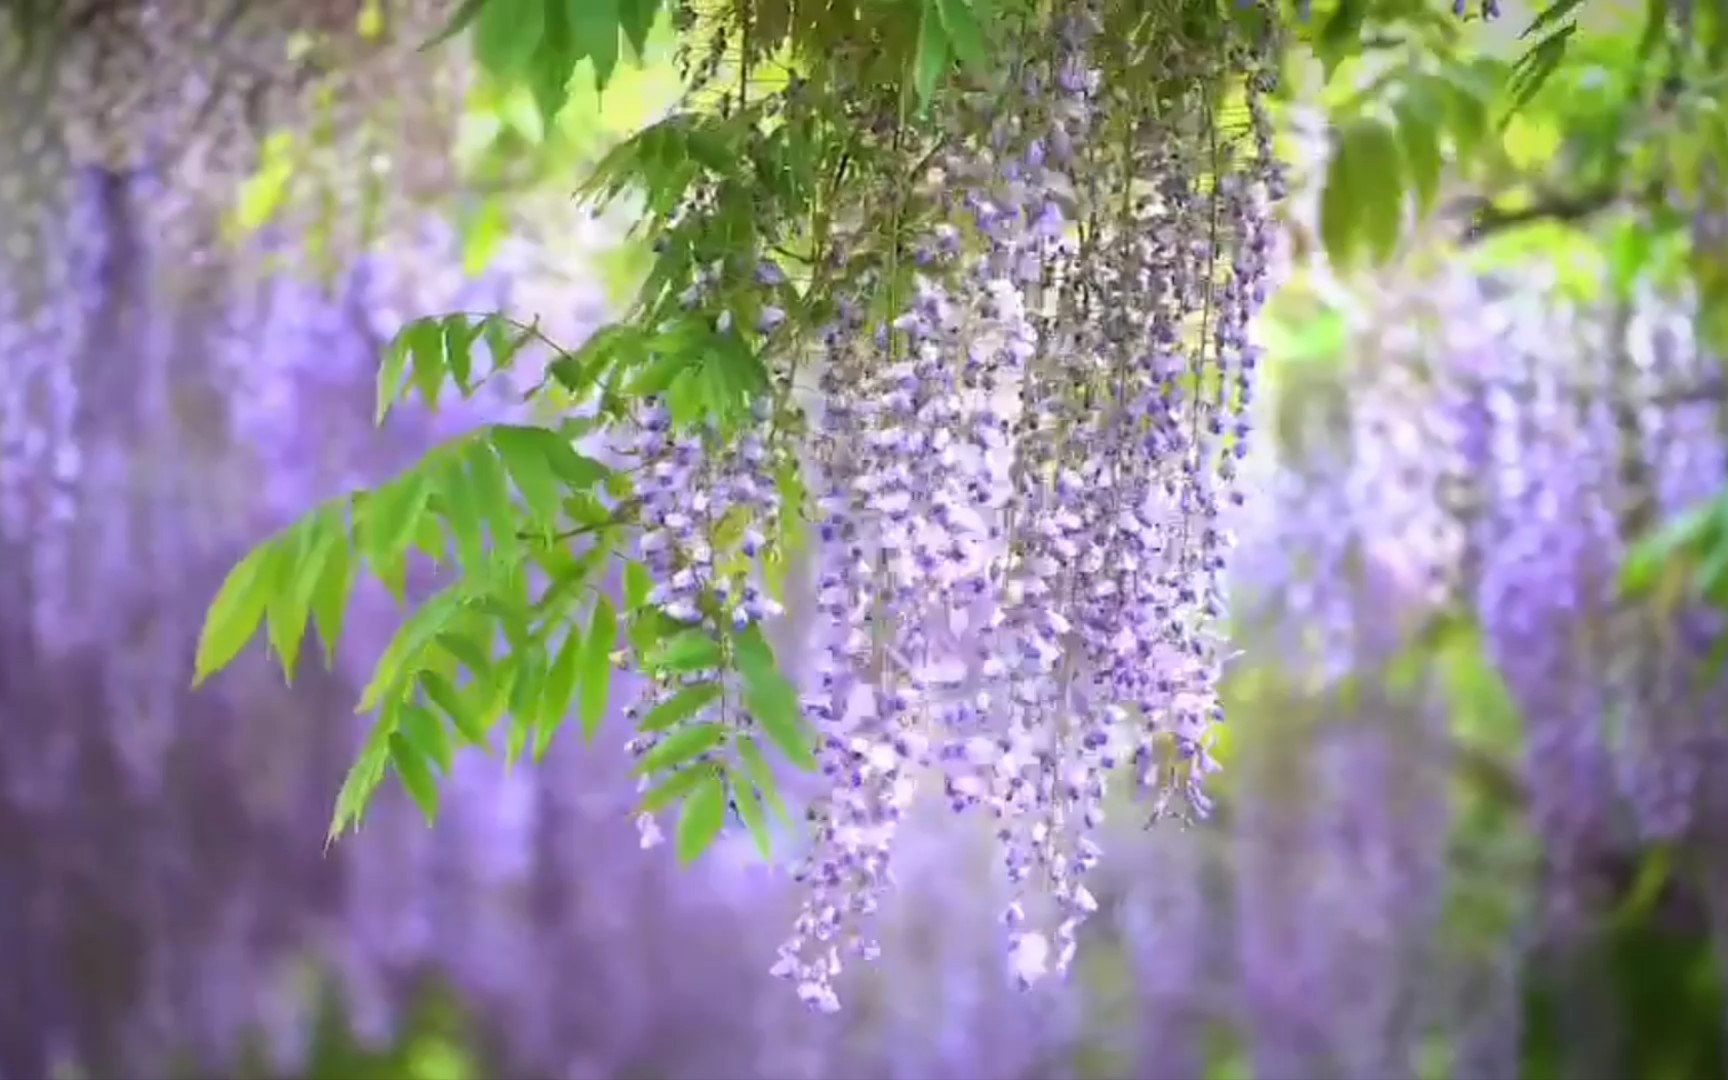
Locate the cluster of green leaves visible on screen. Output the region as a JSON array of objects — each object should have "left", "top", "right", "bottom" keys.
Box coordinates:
[
  {"left": 194, "top": 417, "right": 620, "bottom": 833},
  {"left": 435, "top": 0, "right": 1001, "bottom": 126},
  {"left": 193, "top": 300, "right": 827, "bottom": 861},
  {"left": 1316, "top": 53, "right": 1502, "bottom": 267},
  {"left": 435, "top": 0, "right": 666, "bottom": 122}
]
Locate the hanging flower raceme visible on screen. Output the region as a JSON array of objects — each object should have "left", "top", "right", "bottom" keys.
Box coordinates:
[
  {"left": 176, "top": 0, "right": 1291, "bottom": 1021},
  {"left": 745, "top": 2, "right": 1287, "bottom": 1008}
]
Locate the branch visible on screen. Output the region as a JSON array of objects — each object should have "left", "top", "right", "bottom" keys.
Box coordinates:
[
  {"left": 517, "top": 500, "right": 641, "bottom": 543},
  {"left": 1453, "top": 185, "right": 1626, "bottom": 243}
]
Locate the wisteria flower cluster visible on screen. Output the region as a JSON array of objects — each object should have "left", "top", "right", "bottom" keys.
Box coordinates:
[
  {"left": 598, "top": 4, "right": 1287, "bottom": 1010},
  {"left": 149, "top": 0, "right": 1292, "bottom": 1019}
]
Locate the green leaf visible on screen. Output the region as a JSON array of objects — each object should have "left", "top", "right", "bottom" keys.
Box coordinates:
[
  {"left": 676, "top": 771, "right": 727, "bottom": 864},
  {"left": 1393, "top": 93, "right": 1443, "bottom": 216},
  {"left": 538, "top": 626, "right": 584, "bottom": 746},
  {"left": 633, "top": 720, "right": 728, "bottom": 776},
  {"left": 765, "top": 460, "right": 807, "bottom": 602},
  {"left": 466, "top": 439, "right": 520, "bottom": 564},
  {"left": 405, "top": 317, "right": 447, "bottom": 410},
  {"left": 193, "top": 540, "right": 278, "bottom": 686},
  {"left": 357, "top": 587, "right": 467, "bottom": 712},
  {"left": 388, "top": 731, "right": 441, "bottom": 824},
  {"left": 267, "top": 519, "right": 327, "bottom": 681},
  {"left": 579, "top": 595, "right": 616, "bottom": 738},
  {"left": 913, "top": 0, "right": 950, "bottom": 108},
  {"left": 473, "top": 0, "right": 543, "bottom": 76},
  {"left": 1623, "top": 498, "right": 1723, "bottom": 594},
  {"left": 732, "top": 625, "right": 817, "bottom": 771},
  {"left": 419, "top": 0, "right": 490, "bottom": 52},
  {"left": 443, "top": 315, "right": 480, "bottom": 393},
  {"left": 570, "top": 0, "right": 620, "bottom": 91},
  {"left": 640, "top": 682, "right": 721, "bottom": 731},
  {"left": 436, "top": 452, "right": 487, "bottom": 571},
  {"left": 376, "top": 331, "right": 413, "bottom": 424},
  {"left": 645, "top": 628, "right": 724, "bottom": 673},
  {"left": 436, "top": 628, "right": 494, "bottom": 681},
  {"left": 420, "top": 670, "right": 487, "bottom": 745},
  {"left": 1435, "top": 69, "right": 1493, "bottom": 160},
  {"left": 505, "top": 651, "right": 545, "bottom": 766},
  {"left": 623, "top": 560, "right": 653, "bottom": 611},
  {"left": 1318, "top": 0, "right": 1366, "bottom": 78},
  {"left": 360, "top": 469, "right": 433, "bottom": 582},
  {"left": 638, "top": 763, "right": 711, "bottom": 813},
  {"left": 488, "top": 425, "right": 568, "bottom": 530},
  {"left": 1322, "top": 118, "right": 1405, "bottom": 268},
  {"left": 617, "top": 0, "right": 659, "bottom": 57},
  {"left": 328, "top": 717, "right": 396, "bottom": 842},
  {"left": 1505, "top": 26, "right": 1576, "bottom": 122},
  {"left": 1521, "top": 0, "right": 1586, "bottom": 39},
  {"left": 399, "top": 702, "right": 454, "bottom": 773},
  {"left": 735, "top": 735, "right": 793, "bottom": 825},
  {"left": 308, "top": 507, "right": 355, "bottom": 666},
  {"left": 935, "top": 0, "right": 988, "bottom": 74},
  {"left": 629, "top": 347, "right": 701, "bottom": 396},
  {"left": 731, "top": 779, "right": 772, "bottom": 860}
]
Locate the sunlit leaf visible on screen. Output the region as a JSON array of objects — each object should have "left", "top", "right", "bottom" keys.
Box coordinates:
[{"left": 194, "top": 539, "right": 278, "bottom": 686}]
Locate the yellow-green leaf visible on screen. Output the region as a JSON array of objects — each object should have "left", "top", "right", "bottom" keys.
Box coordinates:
[
  {"left": 399, "top": 702, "right": 453, "bottom": 773},
  {"left": 193, "top": 540, "right": 279, "bottom": 686},
  {"left": 388, "top": 731, "right": 441, "bottom": 823}
]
